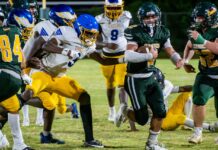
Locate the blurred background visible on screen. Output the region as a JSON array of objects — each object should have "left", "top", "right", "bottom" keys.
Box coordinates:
[{"left": 0, "top": 0, "right": 217, "bottom": 54}]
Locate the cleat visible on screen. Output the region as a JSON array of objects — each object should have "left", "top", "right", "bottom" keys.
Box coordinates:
[
  {"left": 114, "top": 104, "right": 127, "bottom": 127},
  {"left": 40, "top": 132, "right": 65, "bottom": 144},
  {"left": 35, "top": 119, "right": 44, "bottom": 126},
  {"left": 83, "top": 139, "right": 104, "bottom": 148},
  {"left": 108, "top": 110, "right": 116, "bottom": 122},
  {"left": 71, "top": 103, "right": 79, "bottom": 119},
  {"left": 22, "top": 147, "right": 35, "bottom": 150},
  {"left": 13, "top": 144, "right": 34, "bottom": 150},
  {"left": 146, "top": 141, "right": 167, "bottom": 150},
  {"left": 0, "top": 134, "right": 9, "bottom": 149},
  {"left": 209, "top": 122, "right": 218, "bottom": 132},
  {"left": 22, "top": 119, "right": 30, "bottom": 127},
  {"left": 188, "top": 133, "right": 202, "bottom": 144}
]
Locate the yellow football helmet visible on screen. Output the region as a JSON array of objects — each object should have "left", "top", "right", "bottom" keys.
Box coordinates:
[{"left": 104, "top": 0, "right": 124, "bottom": 20}]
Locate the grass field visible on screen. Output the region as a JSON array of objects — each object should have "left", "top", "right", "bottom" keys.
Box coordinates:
[{"left": 4, "top": 59, "right": 218, "bottom": 150}]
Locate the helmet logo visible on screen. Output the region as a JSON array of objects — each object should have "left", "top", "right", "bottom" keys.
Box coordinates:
[
  {"left": 56, "top": 12, "right": 76, "bottom": 20},
  {"left": 14, "top": 14, "right": 33, "bottom": 28},
  {"left": 208, "top": 7, "right": 217, "bottom": 16},
  {"left": 146, "top": 11, "right": 155, "bottom": 16}
]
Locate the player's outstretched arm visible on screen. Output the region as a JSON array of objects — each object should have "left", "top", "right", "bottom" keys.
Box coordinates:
[{"left": 89, "top": 52, "right": 120, "bottom": 65}]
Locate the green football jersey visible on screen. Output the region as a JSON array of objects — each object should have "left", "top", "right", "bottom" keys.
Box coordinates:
[
  {"left": 0, "top": 25, "right": 23, "bottom": 74},
  {"left": 124, "top": 24, "right": 170, "bottom": 74},
  {"left": 192, "top": 25, "right": 218, "bottom": 75}
]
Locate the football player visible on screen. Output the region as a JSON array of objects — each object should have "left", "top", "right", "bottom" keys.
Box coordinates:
[
  {"left": 19, "top": 0, "right": 44, "bottom": 127},
  {"left": 183, "top": 2, "right": 218, "bottom": 144},
  {"left": 21, "top": 4, "right": 78, "bottom": 144},
  {"left": 154, "top": 70, "right": 215, "bottom": 132},
  {"left": 95, "top": 0, "right": 132, "bottom": 124},
  {"left": 21, "top": 7, "right": 162, "bottom": 147},
  {"left": 2, "top": 0, "right": 43, "bottom": 127},
  {"left": 0, "top": 8, "right": 34, "bottom": 150},
  {"left": 28, "top": 0, "right": 39, "bottom": 23},
  {"left": 20, "top": 13, "right": 106, "bottom": 148},
  {"left": 115, "top": 2, "right": 184, "bottom": 150}
]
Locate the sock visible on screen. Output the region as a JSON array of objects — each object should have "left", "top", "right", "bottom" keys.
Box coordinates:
[
  {"left": 184, "top": 97, "right": 193, "bottom": 118},
  {"left": 109, "top": 106, "right": 116, "bottom": 114},
  {"left": 171, "top": 86, "right": 179, "bottom": 93},
  {"left": 0, "top": 130, "right": 3, "bottom": 137},
  {"left": 194, "top": 127, "right": 203, "bottom": 136},
  {"left": 36, "top": 108, "right": 43, "bottom": 122},
  {"left": 185, "top": 118, "right": 210, "bottom": 130},
  {"left": 8, "top": 113, "right": 27, "bottom": 148},
  {"left": 118, "top": 87, "right": 128, "bottom": 105},
  {"left": 202, "top": 123, "right": 210, "bottom": 130},
  {"left": 147, "top": 130, "right": 160, "bottom": 144},
  {"left": 43, "top": 131, "right": 50, "bottom": 136},
  {"left": 80, "top": 104, "right": 93, "bottom": 142},
  {"left": 22, "top": 105, "right": 29, "bottom": 121}
]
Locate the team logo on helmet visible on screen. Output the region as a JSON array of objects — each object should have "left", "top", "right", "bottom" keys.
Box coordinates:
[
  {"left": 56, "top": 12, "right": 77, "bottom": 21},
  {"left": 208, "top": 7, "right": 217, "bottom": 16}
]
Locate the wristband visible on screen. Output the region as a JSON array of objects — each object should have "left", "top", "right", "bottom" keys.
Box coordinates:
[{"left": 171, "top": 52, "right": 181, "bottom": 64}]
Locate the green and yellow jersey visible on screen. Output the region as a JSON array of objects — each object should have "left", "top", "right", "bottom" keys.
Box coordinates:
[
  {"left": 0, "top": 25, "right": 23, "bottom": 74},
  {"left": 193, "top": 25, "right": 218, "bottom": 75}
]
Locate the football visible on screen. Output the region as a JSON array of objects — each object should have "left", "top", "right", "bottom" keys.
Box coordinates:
[{"left": 136, "top": 45, "right": 151, "bottom": 53}]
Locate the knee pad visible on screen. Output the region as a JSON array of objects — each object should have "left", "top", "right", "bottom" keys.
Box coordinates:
[
  {"left": 78, "top": 92, "right": 90, "bottom": 105},
  {"left": 134, "top": 107, "right": 149, "bottom": 125}
]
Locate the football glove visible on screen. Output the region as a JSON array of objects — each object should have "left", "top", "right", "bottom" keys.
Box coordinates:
[
  {"left": 184, "top": 63, "right": 196, "bottom": 73},
  {"left": 67, "top": 52, "right": 81, "bottom": 67},
  {"left": 21, "top": 74, "right": 32, "bottom": 85}
]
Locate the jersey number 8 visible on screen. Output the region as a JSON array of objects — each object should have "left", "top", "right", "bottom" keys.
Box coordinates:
[{"left": 111, "top": 29, "right": 119, "bottom": 41}]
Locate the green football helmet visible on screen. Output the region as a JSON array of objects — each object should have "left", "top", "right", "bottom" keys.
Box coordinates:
[
  {"left": 28, "top": 0, "right": 39, "bottom": 23},
  {"left": 137, "top": 2, "right": 161, "bottom": 36},
  {"left": 191, "top": 2, "right": 218, "bottom": 30},
  {"left": 8, "top": 0, "right": 29, "bottom": 9}
]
